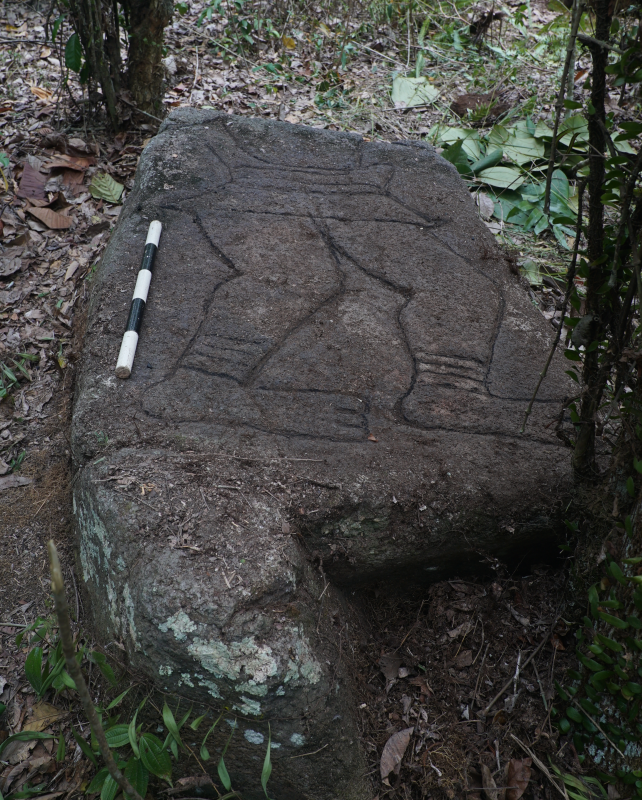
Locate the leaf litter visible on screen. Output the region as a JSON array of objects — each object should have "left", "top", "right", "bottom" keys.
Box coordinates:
[{"left": 0, "top": 0, "right": 639, "bottom": 797}]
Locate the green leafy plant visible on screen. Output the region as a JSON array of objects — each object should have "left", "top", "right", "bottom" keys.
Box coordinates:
[
  {"left": 555, "top": 553, "right": 642, "bottom": 796},
  {"left": 15, "top": 557, "right": 277, "bottom": 800},
  {"left": 0, "top": 354, "right": 38, "bottom": 403},
  {"left": 0, "top": 152, "right": 9, "bottom": 192}
]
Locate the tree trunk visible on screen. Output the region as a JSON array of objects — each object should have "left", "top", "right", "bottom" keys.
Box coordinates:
[
  {"left": 124, "top": 0, "right": 173, "bottom": 116},
  {"left": 67, "top": 0, "right": 120, "bottom": 129},
  {"left": 571, "top": 0, "right": 612, "bottom": 476}
]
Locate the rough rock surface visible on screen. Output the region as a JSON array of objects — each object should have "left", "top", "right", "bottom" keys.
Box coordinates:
[{"left": 72, "top": 109, "right": 572, "bottom": 799}]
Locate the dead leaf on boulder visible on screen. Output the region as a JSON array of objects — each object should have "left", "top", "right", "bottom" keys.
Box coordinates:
[
  {"left": 25, "top": 207, "right": 73, "bottom": 230},
  {"left": 506, "top": 758, "right": 531, "bottom": 800},
  {"left": 380, "top": 727, "right": 413, "bottom": 780}
]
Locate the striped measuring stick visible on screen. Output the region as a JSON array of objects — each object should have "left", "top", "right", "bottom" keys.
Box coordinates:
[{"left": 115, "top": 220, "right": 162, "bottom": 379}]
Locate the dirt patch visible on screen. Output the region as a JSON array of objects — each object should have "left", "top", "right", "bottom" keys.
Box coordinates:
[{"left": 352, "top": 567, "right": 578, "bottom": 799}]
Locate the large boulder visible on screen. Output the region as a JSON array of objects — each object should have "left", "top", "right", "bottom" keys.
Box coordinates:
[{"left": 72, "top": 109, "right": 571, "bottom": 799}]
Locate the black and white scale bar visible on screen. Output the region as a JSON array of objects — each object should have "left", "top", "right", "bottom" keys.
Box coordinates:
[{"left": 115, "top": 220, "right": 162, "bottom": 379}]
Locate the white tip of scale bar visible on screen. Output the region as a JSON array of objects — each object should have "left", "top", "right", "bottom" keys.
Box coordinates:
[
  {"left": 146, "top": 220, "right": 162, "bottom": 247},
  {"left": 115, "top": 330, "right": 139, "bottom": 379}
]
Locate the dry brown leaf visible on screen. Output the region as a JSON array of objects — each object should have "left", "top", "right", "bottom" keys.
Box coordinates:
[
  {"left": 30, "top": 85, "right": 53, "bottom": 102},
  {"left": 408, "top": 675, "right": 432, "bottom": 695},
  {"left": 61, "top": 168, "right": 84, "bottom": 186},
  {"left": 367, "top": 433, "right": 378, "bottom": 442},
  {"left": 0, "top": 475, "right": 32, "bottom": 491},
  {"left": 448, "top": 620, "right": 473, "bottom": 639},
  {"left": 23, "top": 702, "right": 63, "bottom": 733},
  {"left": 44, "top": 154, "right": 95, "bottom": 171},
  {"left": 481, "top": 764, "right": 499, "bottom": 800},
  {"left": 25, "top": 207, "right": 73, "bottom": 230},
  {"left": 17, "top": 164, "right": 46, "bottom": 200},
  {"left": 380, "top": 727, "right": 413, "bottom": 780},
  {"left": 506, "top": 758, "right": 531, "bottom": 800},
  {"left": 456, "top": 649, "right": 473, "bottom": 669},
  {"left": 0, "top": 257, "right": 22, "bottom": 277},
  {"left": 379, "top": 653, "right": 403, "bottom": 682}
]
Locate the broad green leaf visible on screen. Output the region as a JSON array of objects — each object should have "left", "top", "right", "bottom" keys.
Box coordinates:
[
  {"left": 577, "top": 653, "right": 602, "bottom": 672},
  {"left": 609, "top": 561, "right": 627, "bottom": 586},
  {"left": 533, "top": 212, "right": 549, "bottom": 235},
  {"left": 65, "top": 33, "right": 82, "bottom": 72},
  {"left": 90, "top": 651, "right": 117, "bottom": 686},
  {"left": 101, "top": 774, "right": 119, "bottom": 800},
  {"left": 218, "top": 728, "right": 235, "bottom": 791},
  {"left": 618, "top": 121, "right": 642, "bottom": 137},
  {"left": 106, "top": 687, "right": 132, "bottom": 711},
  {"left": 550, "top": 168, "right": 570, "bottom": 203},
  {"left": 598, "top": 611, "right": 629, "bottom": 629},
  {"left": 139, "top": 734, "right": 172, "bottom": 783},
  {"left": 614, "top": 139, "right": 637, "bottom": 155},
  {"left": 125, "top": 757, "right": 149, "bottom": 798},
  {"left": 441, "top": 139, "right": 472, "bottom": 176},
  {"left": 105, "top": 724, "right": 131, "bottom": 749},
  {"left": 429, "top": 125, "right": 481, "bottom": 160},
  {"left": 190, "top": 714, "right": 206, "bottom": 731},
  {"left": 470, "top": 148, "right": 503, "bottom": 175},
  {"left": 40, "top": 656, "right": 66, "bottom": 695},
  {"left": 491, "top": 188, "right": 524, "bottom": 222},
  {"left": 503, "top": 131, "right": 545, "bottom": 165},
  {"left": 520, "top": 259, "right": 542, "bottom": 286},
  {"left": 218, "top": 755, "right": 232, "bottom": 791},
  {"left": 0, "top": 730, "right": 55, "bottom": 758},
  {"left": 71, "top": 727, "right": 98, "bottom": 766},
  {"left": 534, "top": 120, "right": 553, "bottom": 140},
  {"left": 162, "top": 702, "right": 184, "bottom": 750},
  {"left": 56, "top": 731, "right": 65, "bottom": 762},
  {"left": 391, "top": 76, "right": 439, "bottom": 109},
  {"left": 128, "top": 701, "right": 144, "bottom": 758},
  {"left": 90, "top": 173, "right": 124, "bottom": 204},
  {"left": 51, "top": 14, "right": 65, "bottom": 41},
  {"left": 558, "top": 115, "right": 589, "bottom": 148},
  {"left": 261, "top": 723, "right": 273, "bottom": 798},
  {"left": 87, "top": 767, "right": 109, "bottom": 794},
  {"left": 487, "top": 123, "right": 510, "bottom": 148},
  {"left": 476, "top": 166, "right": 525, "bottom": 190},
  {"left": 25, "top": 647, "right": 44, "bottom": 694},
  {"left": 567, "top": 706, "right": 583, "bottom": 723},
  {"left": 595, "top": 633, "right": 622, "bottom": 652},
  {"left": 199, "top": 714, "right": 222, "bottom": 761}
]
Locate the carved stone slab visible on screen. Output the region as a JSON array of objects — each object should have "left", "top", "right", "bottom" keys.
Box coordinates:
[{"left": 72, "top": 110, "right": 571, "bottom": 799}]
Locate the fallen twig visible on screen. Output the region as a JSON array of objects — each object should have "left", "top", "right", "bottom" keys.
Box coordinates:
[{"left": 482, "top": 630, "right": 551, "bottom": 716}]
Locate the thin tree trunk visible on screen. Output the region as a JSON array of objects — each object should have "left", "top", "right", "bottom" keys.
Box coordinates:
[
  {"left": 572, "top": 0, "right": 612, "bottom": 476},
  {"left": 68, "top": 0, "right": 120, "bottom": 128},
  {"left": 125, "top": 0, "right": 173, "bottom": 115}
]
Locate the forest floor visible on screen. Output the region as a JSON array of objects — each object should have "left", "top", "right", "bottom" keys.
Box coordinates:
[{"left": 0, "top": 0, "right": 639, "bottom": 797}]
